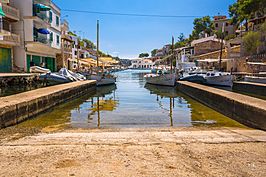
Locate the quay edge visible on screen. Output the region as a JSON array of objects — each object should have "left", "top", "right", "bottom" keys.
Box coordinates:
[
  {"left": 233, "top": 81, "right": 266, "bottom": 97},
  {"left": 0, "top": 80, "right": 96, "bottom": 128},
  {"left": 177, "top": 81, "right": 266, "bottom": 130}
]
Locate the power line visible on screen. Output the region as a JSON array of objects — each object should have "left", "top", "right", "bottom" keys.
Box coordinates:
[{"left": 61, "top": 9, "right": 201, "bottom": 18}]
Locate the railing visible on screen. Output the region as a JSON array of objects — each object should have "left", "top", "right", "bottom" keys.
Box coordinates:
[
  {"left": 2, "top": 4, "right": 20, "bottom": 21},
  {"left": 34, "top": 36, "right": 51, "bottom": 46},
  {"left": 34, "top": 12, "right": 50, "bottom": 23},
  {"left": 3, "top": 33, "right": 20, "bottom": 44},
  {"left": 247, "top": 53, "right": 266, "bottom": 62}
]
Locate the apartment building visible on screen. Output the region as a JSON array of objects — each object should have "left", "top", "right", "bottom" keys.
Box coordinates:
[
  {"left": 12, "top": 0, "right": 61, "bottom": 72},
  {"left": 130, "top": 58, "right": 154, "bottom": 69},
  {"left": 0, "top": 0, "right": 20, "bottom": 72}
]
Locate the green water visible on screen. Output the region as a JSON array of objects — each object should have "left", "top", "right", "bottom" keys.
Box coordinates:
[{"left": 4, "top": 70, "right": 246, "bottom": 135}]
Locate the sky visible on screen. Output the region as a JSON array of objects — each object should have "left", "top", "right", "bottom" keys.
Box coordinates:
[{"left": 53, "top": 0, "right": 236, "bottom": 59}]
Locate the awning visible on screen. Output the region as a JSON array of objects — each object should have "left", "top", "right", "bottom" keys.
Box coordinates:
[
  {"left": 37, "top": 28, "right": 50, "bottom": 34},
  {"left": 34, "top": 4, "right": 51, "bottom": 11},
  {"left": 0, "top": 7, "right": 6, "bottom": 17}
]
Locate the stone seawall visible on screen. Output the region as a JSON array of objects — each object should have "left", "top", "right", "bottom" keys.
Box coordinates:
[
  {"left": 233, "top": 81, "right": 266, "bottom": 97},
  {"left": 177, "top": 81, "right": 266, "bottom": 130},
  {"left": 0, "top": 81, "right": 96, "bottom": 128}
]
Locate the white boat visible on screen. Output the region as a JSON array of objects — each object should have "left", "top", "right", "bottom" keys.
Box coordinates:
[
  {"left": 39, "top": 73, "right": 71, "bottom": 84},
  {"left": 244, "top": 76, "right": 266, "bottom": 84},
  {"left": 204, "top": 71, "right": 233, "bottom": 87},
  {"left": 144, "top": 73, "right": 176, "bottom": 87},
  {"left": 90, "top": 74, "right": 116, "bottom": 86},
  {"left": 30, "top": 66, "right": 51, "bottom": 73}
]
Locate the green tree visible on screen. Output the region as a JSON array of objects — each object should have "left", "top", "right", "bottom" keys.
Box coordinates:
[
  {"left": 189, "top": 16, "right": 214, "bottom": 40},
  {"left": 243, "top": 31, "right": 261, "bottom": 55},
  {"left": 139, "top": 53, "right": 149, "bottom": 58},
  {"left": 174, "top": 33, "right": 188, "bottom": 48},
  {"left": 229, "top": 0, "right": 266, "bottom": 31},
  {"left": 151, "top": 49, "right": 158, "bottom": 57}
]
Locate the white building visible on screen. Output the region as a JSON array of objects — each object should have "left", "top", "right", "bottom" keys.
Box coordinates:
[
  {"left": 12, "top": 0, "right": 61, "bottom": 72},
  {"left": 130, "top": 58, "right": 154, "bottom": 69}
]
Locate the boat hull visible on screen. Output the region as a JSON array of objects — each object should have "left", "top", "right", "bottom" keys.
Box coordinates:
[
  {"left": 145, "top": 74, "right": 176, "bottom": 87},
  {"left": 90, "top": 75, "right": 116, "bottom": 86},
  {"left": 205, "top": 75, "right": 233, "bottom": 87}
]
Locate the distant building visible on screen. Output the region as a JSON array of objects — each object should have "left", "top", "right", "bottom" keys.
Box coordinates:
[
  {"left": 213, "top": 16, "right": 236, "bottom": 36},
  {"left": 249, "top": 15, "right": 266, "bottom": 32},
  {"left": 130, "top": 58, "right": 154, "bottom": 69},
  {"left": 174, "top": 46, "right": 194, "bottom": 62}
]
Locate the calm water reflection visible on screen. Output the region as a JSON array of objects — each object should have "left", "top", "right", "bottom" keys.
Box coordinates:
[{"left": 18, "top": 70, "right": 245, "bottom": 129}]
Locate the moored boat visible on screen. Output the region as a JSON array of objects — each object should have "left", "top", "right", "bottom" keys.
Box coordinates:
[
  {"left": 144, "top": 73, "right": 176, "bottom": 87},
  {"left": 204, "top": 71, "right": 233, "bottom": 87}
]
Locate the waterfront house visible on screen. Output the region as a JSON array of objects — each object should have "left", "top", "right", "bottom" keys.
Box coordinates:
[
  {"left": 12, "top": 0, "right": 61, "bottom": 72},
  {"left": 191, "top": 36, "right": 223, "bottom": 56},
  {"left": 213, "top": 15, "right": 237, "bottom": 37},
  {"left": 174, "top": 46, "right": 194, "bottom": 63},
  {"left": 130, "top": 58, "right": 154, "bottom": 69},
  {"left": 0, "top": 1, "right": 20, "bottom": 72}
]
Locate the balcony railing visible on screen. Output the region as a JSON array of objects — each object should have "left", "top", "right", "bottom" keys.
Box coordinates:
[
  {"left": 2, "top": 4, "right": 20, "bottom": 21},
  {"left": 34, "top": 35, "right": 52, "bottom": 46},
  {"left": 34, "top": 12, "right": 50, "bottom": 24}
]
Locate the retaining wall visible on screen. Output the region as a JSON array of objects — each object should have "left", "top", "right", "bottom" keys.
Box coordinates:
[
  {"left": 233, "top": 81, "right": 266, "bottom": 97},
  {"left": 0, "top": 80, "right": 96, "bottom": 128},
  {"left": 177, "top": 81, "right": 266, "bottom": 130}
]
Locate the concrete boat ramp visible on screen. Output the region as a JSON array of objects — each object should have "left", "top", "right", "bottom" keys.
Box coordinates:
[{"left": 0, "top": 128, "right": 265, "bottom": 177}]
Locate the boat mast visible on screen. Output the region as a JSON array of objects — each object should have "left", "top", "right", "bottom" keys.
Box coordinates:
[
  {"left": 219, "top": 22, "right": 225, "bottom": 72},
  {"left": 171, "top": 36, "right": 174, "bottom": 74},
  {"left": 96, "top": 20, "right": 99, "bottom": 74}
]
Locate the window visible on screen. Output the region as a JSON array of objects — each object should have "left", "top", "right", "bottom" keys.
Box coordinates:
[
  {"left": 56, "top": 16, "right": 59, "bottom": 26},
  {"left": 50, "top": 32, "right": 53, "bottom": 42},
  {"left": 226, "top": 22, "right": 229, "bottom": 26},
  {"left": 49, "top": 11, "right": 52, "bottom": 23},
  {"left": 56, "top": 35, "right": 60, "bottom": 45},
  {"left": 215, "top": 23, "right": 218, "bottom": 28}
]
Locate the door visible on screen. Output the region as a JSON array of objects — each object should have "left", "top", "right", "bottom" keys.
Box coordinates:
[
  {"left": 45, "top": 57, "right": 56, "bottom": 72},
  {"left": 0, "top": 48, "right": 12, "bottom": 73}
]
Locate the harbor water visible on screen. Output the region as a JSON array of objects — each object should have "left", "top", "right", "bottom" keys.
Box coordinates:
[{"left": 6, "top": 69, "right": 246, "bottom": 134}]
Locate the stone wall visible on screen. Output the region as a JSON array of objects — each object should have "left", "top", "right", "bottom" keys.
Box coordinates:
[
  {"left": 0, "top": 81, "right": 96, "bottom": 128},
  {"left": 177, "top": 81, "right": 266, "bottom": 130},
  {"left": 194, "top": 41, "right": 221, "bottom": 56}
]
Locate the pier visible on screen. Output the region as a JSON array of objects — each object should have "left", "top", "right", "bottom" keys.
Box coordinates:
[
  {"left": 0, "top": 80, "right": 96, "bottom": 128},
  {"left": 233, "top": 81, "right": 266, "bottom": 97},
  {"left": 177, "top": 81, "right": 266, "bottom": 130}
]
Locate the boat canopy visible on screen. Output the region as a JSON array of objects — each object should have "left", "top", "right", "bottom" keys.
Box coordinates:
[{"left": 37, "top": 28, "right": 50, "bottom": 34}]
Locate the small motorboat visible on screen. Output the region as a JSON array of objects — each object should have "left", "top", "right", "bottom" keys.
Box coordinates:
[
  {"left": 30, "top": 66, "right": 51, "bottom": 74},
  {"left": 204, "top": 71, "right": 233, "bottom": 87},
  {"left": 40, "top": 72, "right": 71, "bottom": 84}
]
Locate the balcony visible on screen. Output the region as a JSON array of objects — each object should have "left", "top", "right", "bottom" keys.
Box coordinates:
[
  {"left": 33, "top": 12, "right": 51, "bottom": 28},
  {"left": 34, "top": 35, "right": 52, "bottom": 46},
  {"left": 2, "top": 4, "right": 20, "bottom": 22},
  {"left": 0, "top": 33, "right": 20, "bottom": 46}
]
